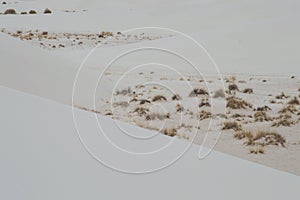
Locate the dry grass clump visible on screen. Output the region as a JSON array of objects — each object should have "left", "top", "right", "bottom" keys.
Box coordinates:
[
  {"left": 226, "top": 96, "right": 252, "bottom": 109},
  {"left": 112, "top": 101, "right": 129, "bottom": 108},
  {"left": 162, "top": 128, "right": 177, "bottom": 137},
  {"left": 249, "top": 147, "right": 265, "bottom": 154},
  {"left": 275, "top": 92, "right": 289, "bottom": 99},
  {"left": 199, "top": 110, "right": 212, "bottom": 120},
  {"left": 212, "top": 89, "right": 225, "bottom": 98},
  {"left": 288, "top": 97, "right": 300, "bottom": 105},
  {"left": 115, "top": 87, "right": 131, "bottom": 95},
  {"left": 255, "top": 106, "right": 271, "bottom": 112},
  {"left": 146, "top": 112, "right": 170, "bottom": 120},
  {"left": 20, "top": 11, "right": 27, "bottom": 15},
  {"left": 29, "top": 10, "right": 37, "bottom": 14},
  {"left": 237, "top": 130, "right": 286, "bottom": 147},
  {"left": 133, "top": 107, "right": 149, "bottom": 116},
  {"left": 243, "top": 88, "right": 253, "bottom": 94},
  {"left": 99, "top": 31, "right": 113, "bottom": 38},
  {"left": 43, "top": 8, "right": 52, "bottom": 14},
  {"left": 254, "top": 111, "right": 272, "bottom": 122},
  {"left": 199, "top": 99, "right": 210, "bottom": 108},
  {"left": 176, "top": 104, "right": 184, "bottom": 112},
  {"left": 4, "top": 9, "right": 17, "bottom": 15},
  {"left": 222, "top": 121, "right": 242, "bottom": 131},
  {"left": 139, "top": 99, "right": 151, "bottom": 105},
  {"left": 278, "top": 104, "right": 297, "bottom": 114},
  {"left": 189, "top": 88, "right": 208, "bottom": 97},
  {"left": 228, "top": 84, "right": 239, "bottom": 91},
  {"left": 272, "top": 118, "right": 294, "bottom": 127},
  {"left": 172, "top": 94, "right": 181, "bottom": 100},
  {"left": 152, "top": 95, "right": 167, "bottom": 102}
]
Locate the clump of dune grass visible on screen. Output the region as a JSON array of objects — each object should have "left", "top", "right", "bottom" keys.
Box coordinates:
[
  {"left": 198, "top": 110, "right": 212, "bottom": 120},
  {"left": 278, "top": 104, "right": 297, "bottom": 114},
  {"left": 112, "top": 101, "right": 129, "bottom": 108},
  {"left": 226, "top": 96, "right": 252, "bottom": 109},
  {"left": 272, "top": 117, "right": 294, "bottom": 127},
  {"left": 228, "top": 84, "right": 239, "bottom": 91},
  {"left": 199, "top": 99, "right": 210, "bottom": 108},
  {"left": 139, "top": 99, "right": 151, "bottom": 105},
  {"left": 255, "top": 106, "right": 271, "bottom": 112},
  {"left": 145, "top": 112, "right": 170, "bottom": 120},
  {"left": 275, "top": 92, "right": 289, "bottom": 99},
  {"left": 288, "top": 97, "right": 300, "bottom": 105},
  {"left": 254, "top": 111, "right": 272, "bottom": 122},
  {"left": 152, "top": 95, "right": 167, "bottom": 102},
  {"left": 212, "top": 89, "right": 225, "bottom": 98},
  {"left": 172, "top": 94, "right": 181, "bottom": 100},
  {"left": 176, "top": 104, "right": 184, "bottom": 112},
  {"left": 189, "top": 88, "right": 208, "bottom": 97},
  {"left": 20, "top": 11, "right": 27, "bottom": 15},
  {"left": 4, "top": 8, "right": 17, "bottom": 15},
  {"left": 115, "top": 87, "right": 131, "bottom": 95},
  {"left": 29, "top": 10, "right": 37, "bottom": 14},
  {"left": 222, "top": 121, "right": 242, "bottom": 131},
  {"left": 133, "top": 107, "right": 149, "bottom": 116},
  {"left": 162, "top": 128, "right": 177, "bottom": 137},
  {"left": 243, "top": 88, "right": 253, "bottom": 94},
  {"left": 238, "top": 130, "right": 286, "bottom": 147},
  {"left": 249, "top": 147, "right": 265, "bottom": 154},
  {"left": 43, "top": 8, "right": 52, "bottom": 14},
  {"left": 99, "top": 31, "right": 113, "bottom": 38}
]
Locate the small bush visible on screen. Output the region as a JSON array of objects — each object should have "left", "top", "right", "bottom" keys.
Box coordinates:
[
  {"left": 172, "top": 94, "right": 181, "bottom": 100},
  {"left": 176, "top": 104, "right": 184, "bottom": 112},
  {"left": 199, "top": 110, "right": 212, "bottom": 120},
  {"left": 278, "top": 104, "right": 297, "bottom": 114},
  {"left": 162, "top": 128, "right": 177, "bottom": 137},
  {"left": 20, "top": 11, "right": 27, "bottom": 15},
  {"left": 99, "top": 31, "right": 113, "bottom": 38},
  {"left": 254, "top": 111, "right": 272, "bottom": 122},
  {"left": 189, "top": 88, "right": 208, "bottom": 97},
  {"left": 255, "top": 106, "right": 271, "bottom": 112},
  {"left": 29, "top": 10, "right": 37, "bottom": 14},
  {"left": 228, "top": 84, "right": 239, "bottom": 91},
  {"left": 249, "top": 147, "right": 265, "bottom": 154},
  {"left": 226, "top": 96, "right": 252, "bottom": 109},
  {"left": 4, "top": 9, "right": 17, "bottom": 15},
  {"left": 199, "top": 99, "right": 210, "bottom": 108},
  {"left": 222, "top": 121, "right": 242, "bottom": 131},
  {"left": 133, "top": 107, "right": 149, "bottom": 116},
  {"left": 243, "top": 88, "right": 253, "bottom": 94},
  {"left": 43, "top": 8, "right": 52, "bottom": 14},
  {"left": 152, "top": 95, "right": 167, "bottom": 102},
  {"left": 275, "top": 92, "right": 289, "bottom": 99},
  {"left": 145, "top": 112, "right": 170, "bottom": 120},
  {"left": 139, "top": 99, "right": 151, "bottom": 105},
  {"left": 213, "top": 89, "right": 225, "bottom": 98},
  {"left": 272, "top": 119, "right": 294, "bottom": 127},
  {"left": 288, "top": 97, "right": 300, "bottom": 105}
]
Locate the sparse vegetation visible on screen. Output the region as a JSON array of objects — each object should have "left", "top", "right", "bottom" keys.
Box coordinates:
[
  {"left": 112, "top": 101, "right": 129, "bottom": 108},
  {"left": 288, "top": 97, "right": 300, "bottom": 105},
  {"left": 29, "top": 10, "right": 37, "bottom": 14},
  {"left": 278, "top": 104, "right": 297, "bottom": 114},
  {"left": 226, "top": 96, "right": 252, "bottom": 109},
  {"left": 133, "top": 107, "right": 149, "bottom": 116},
  {"left": 272, "top": 118, "right": 294, "bottom": 127},
  {"left": 176, "top": 104, "right": 184, "bottom": 112},
  {"left": 145, "top": 112, "right": 170, "bottom": 120},
  {"left": 172, "top": 94, "right": 181, "bottom": 100},
  {"left": 249, "top": 147, "right": 265, "bottom": 154},
  {"left": 189, "top": 88, "right": 208, "bottom": 97},
  {"left": 254, "top": 111, "right": 272, "bottom": 122},
  {"left": 162, "top": 128, "right": 177, "bottom": 137},
  {"left": 4, "top": 9, "right": 17, "bottom": 15},
  {"left": 255, "top": 106, "right": 271, "bottom": 112},
  {"left": 43, "top": 8, "right": 52, "bottom": 14},
  {"left": 275, "top": 92, "right": 289, "bottom": 99},
  {"left": 199, "top": 110, "right": 212, "bottom": 120},
  {"left": 20, "top": 11, "right": 27, "bottom": 15},
  {"left": 222, "top": 121, "right": 242, "bottom": 131},
  {"left": 152, "top": 95, "right": 167, "bottom": 102},
  {"left": 139, "top": 99, "right": 151, "bottom": 105},
  {"left": 199, "top": 99, "right": 210, "bottom": 108},
  {"left": 228, "top": 84, "right": 239, "bottom": 91},
  {"left": 243, "top": 88, "right": 253, "bottom": 94}
]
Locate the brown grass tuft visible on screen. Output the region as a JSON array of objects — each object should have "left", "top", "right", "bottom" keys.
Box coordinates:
[
  {"left": 275, "top": 92, "right": 289, "bottom": 99},
  {"left": 222, "top": 121, "right": 242, "bottom": 131},
  {"left": 29, "top": 10, "right": 37, "bottom": 14},
  {"left": 162, "top": 128, "right": 177, "bottom": 137},
  {"left": 288, "top": 97, "right": 300, "bottom": 105},
  {"left": 254, "top": 111, "right": 272, "bottom": 122},
  {"left": 172, "top": 94, "right": 181, "bottom": 100},
  {"left": 228, "top": 84, "right": 239, "bottom": 91},
  {"left": 226, "top": 96, "right": 252, "bottom": 109},
  {"left": 4, "top": 9, "right": 17, "bottom": 15},
  {"left": 43, "top": 8, "right": 52, "bottom": 14},
  {"left": 152, "top": 95, "right": 167, "bottom": 102},
  {"left": 243, "top": 88, "right": 253, "bottom": 94},
  {"left": 189, "top": 88, "right": 208, "bottom": 97},
  {"left": 199, "top": 110, "right": 212, "bottom": 120}
]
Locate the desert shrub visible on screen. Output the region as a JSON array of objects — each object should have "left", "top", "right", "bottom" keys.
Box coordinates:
[
  {"left": 222, "top": 121, "right": 242, "bottom": 131},
  {"left": 226, "top": 96, "right": 252, "bottom": 109},
  {"left": 176, "top": 104, "right": 184, "bottom": 112},
  {"left": 254, "top": 111, "right": 272, "bottom": 122},
  {"left": 43, "top": 8, "right": 52, "bottom": 14},
  {"left": 133, "top": 107, "right": 149, "bottom": 116},
  {"left": 4, "top": 9, "right": 17, "bottom": 15},
  {"left": 162, "top": 128, "right": 177, "bottom": 137},
  {"left": 99, "top": 31, "right": 113, "bottom": 38},
  {"left": 145, "top": 112, "right": 170, "bottom": 120},
  {"left": 29, "top": 10, "right": 37, "bottom": 14},
  {"left": 269, "top": 99, "right": 276, "bottom": 104},
  {"left": 2, "top": 1, "right": 7, "bottom": 4},
  {"left": 172, "top": 94, "right": 181, "bottom": 100},
  {"left": 189, "top": 88, "right": 208, "bottom": 97},
  {"left": 199, "top": 110, "right": 212, "bottom": 120},
  {"left": 255, "top": 106, "right": 271, "bottom": 112},
  {"left": 253, "top": 131, "right": 286, "bottom": 147},
  {"left": 275, "top": 92, "right": 289, "bottom": 99},
  {"left": 213, "top": 89, "right": 225, "bottom": 98},
  {"left": 152, "top": 95, "right": 167, "bottom": 102},
  {"left": 231, "top": 113, "right": 245, "bottom": 118},
  {"left": 272, "top": 118, "right": 294, "bottom": 127},
  {"left": 20, "top": 11, "right": 27, "bottom": 15},
  {"left": 199, "top": 99, "right": 210, "bottom": 108},
  {"left": 278, "top": 104, "right": 297, "bottom": 114},
  {"left": 243, "top": 88, "right": 253, "bottom": 94},
  {"left": 288, "top": 97, "right": 300, "bottom": 105},
  {"left": 115, "top": 87, "right": 131, "bottom": 95},
  {"left": 228, "top": 84, "right": 239, "bottom": 91},
  {"left": 139, "top": 99, "right": 151, "bottom": 105},
  {"left": 112, "top": 101, "right": 129, "bottom": 108},
  {"left": 249, "top": 147, "right": 265, "bottom": 154}
]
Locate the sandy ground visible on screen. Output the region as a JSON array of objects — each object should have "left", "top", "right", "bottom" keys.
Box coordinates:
[{"left": 1, "top": 0, "right": 300, "bottom": 176}]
